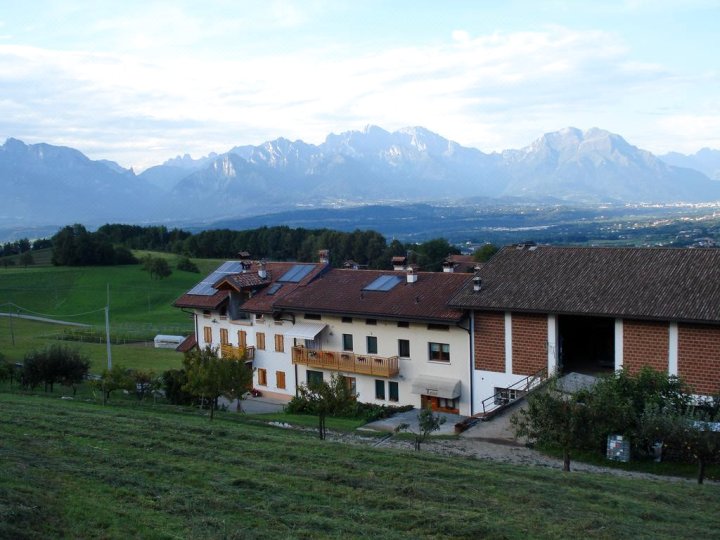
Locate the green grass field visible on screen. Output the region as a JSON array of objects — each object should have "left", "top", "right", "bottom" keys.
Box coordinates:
[
  {"left": 0, "top": 254, "right": 225, "bottom": 370},
  {"left": 1, "top": 392, "right": 718, "bottom": 539}
]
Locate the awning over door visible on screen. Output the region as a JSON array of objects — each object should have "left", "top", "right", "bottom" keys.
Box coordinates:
[
  {"left": 411, "top": 375, "right": 462, "bottom": 399},
  {"left": 284, "top": 322, "right": 327, "bottom": 340}
]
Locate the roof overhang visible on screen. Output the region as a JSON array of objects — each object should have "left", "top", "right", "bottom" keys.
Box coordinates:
[
  {"left": 284, "top": 322, "right": 328, "bottom": 340},
  {"left": 411, "top": 375, "right": 462, "bottom": 399}
]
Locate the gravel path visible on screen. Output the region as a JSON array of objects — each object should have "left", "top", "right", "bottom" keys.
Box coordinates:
[{"left": 323, "top": 429, "right": 714, "bottom": 484}]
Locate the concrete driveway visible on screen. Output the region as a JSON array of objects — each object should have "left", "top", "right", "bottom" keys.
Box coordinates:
[{"left": 361, "top": 408, "right": 465, "bottom": 436}]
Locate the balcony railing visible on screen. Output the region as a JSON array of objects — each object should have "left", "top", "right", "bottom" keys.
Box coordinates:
[
  {"left": 291, "top": 346, "right": 399, "bottom": 378},
  {"left": 220, "top": 344, "right": 255, "bottom": 361}
]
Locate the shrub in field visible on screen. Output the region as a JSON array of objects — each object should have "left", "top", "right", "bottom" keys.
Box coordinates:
[
  {"left": 176, "top": 256, "right": 200, "bottom": 273},
  {"left": 162, "top": 368, "right": 195, "bottom": 405},
  {"left": 130, "top": 369, "right": 160, "bottom": 401}
]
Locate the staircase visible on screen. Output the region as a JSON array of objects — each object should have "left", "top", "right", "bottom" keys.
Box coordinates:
[{"left": 454, "top": 367, "right": 548, "bottom": 433}]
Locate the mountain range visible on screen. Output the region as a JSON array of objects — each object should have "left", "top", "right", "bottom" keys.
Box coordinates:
[{"left": 1, "top": 126, "right": 719, "bottom": 232}]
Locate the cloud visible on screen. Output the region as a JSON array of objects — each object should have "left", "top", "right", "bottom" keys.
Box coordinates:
[{"left": 0, "top": 20, "right": 714, "bottom": 169}]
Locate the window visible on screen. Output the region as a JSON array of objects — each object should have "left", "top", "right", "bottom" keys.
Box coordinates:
[
  {"left": 255, "top": 313, "right": 265, "bottom": 322},
  {"left": 203, "top": 326, "right": 212, "bottom": 344},
  {"left": 304, "top": 313, "right": 321, "bottom": 320},
  {"left": 237, "top": 330, "right": 247, "bottom": 348},
  {"left": 342, "top": 334, "right": 354, "bottom": 351},
  {"left": 397, "top": 321, "right": 409, "bottom": 328},
  {"left": 276, "top": 371, "right": 286, "bottom": 389},
  {"left": 342, "top": 316, "right": 353, "bottom": 323},
  {"left": 494, "top": 387, "right": 519, "bottom": 406},
  {"left": 274, "top": 334, "right": 285, "bottom": 352},
  {"left": 220, "top": 328, "right": 229, "bottom": 345},
  {"left": 427, "top": 324, "right": 449, "bottom": 331},
  {"left": 389, "top": 381, "right": 399, "bottom": 402},
  {"left": 429, "top": 342, "right": 450, "bottom": 362},
  {"left": 367, "top": 336, "right": 378, "bottom": 354},
  {"left": 202, "top": 310, "right": 211, "bottom": 318},
  {"left": 256, "top": 332, "right": 266, "bottom": 350},
  {"left": 366, "top": 319, "right": 377, "bottom": 325},
  {"left": 375, "top": 379, "right": 385, "bottom": 400},
  {"left": 219, "top": 307, "right": 227, "bottom": 319},
  {"left": 307, "top": 370, "right": 323, "bottom": 386},
  {"left": 258, "top": 368, "right": 267, "bottom": 386},
  {"left": 398, "top": 339, "right": 410, "bottom": 358},
  {"left": 343, "top": 376, "right": 356, "bottom": 394}
]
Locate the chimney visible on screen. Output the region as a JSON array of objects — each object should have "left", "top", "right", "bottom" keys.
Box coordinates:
[
  {"left": 442, "top": 259, "right": 455, "bottom": 273},
  {"left": 473, "top": 276, "right": 482, "bottom": 292},
  {"left": 392, "top": 255, "right": 407, "bottom": 271},
  {"left": 407, "top": 268, "right": 418, "bottom": 284},
  {"left": 318, "top": 249, "right": 330, "bottom": 264},
  {"left": 258, "top": 261, "right": 267, "bottom": 279}
]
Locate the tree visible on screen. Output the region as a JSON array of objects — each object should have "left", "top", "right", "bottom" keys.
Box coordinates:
[
  {"left": 397, "top": 406, "right": 447, "bottom": 450},
  {"left": 19, "top": 251, "right": 34, "bottom": 267},
  {"left": 182, "top": 346, "right": 226, "bottom": 420},
  {"left": 511, "top": 378, "right": 592, "bottom": 472},
  {"left": 21, "top": 345, "right": 89, "bottom": 394},
  {"left": 130, "top": 369, "right": 159, "bottom": 401},
  {"left": 472, "top": 243, "right": 499, "bottom": 262},
  {"left": 162, "top": 368, "right": 195, "bottom": 405},
  {"left": 640, "top": 403, "right": 720, "bottom": 484},
  {"left": 94, "top": 364, "right": 134, "bottom": 405},
  {"left": 293, "top": 374, "right": 358, "bottom": 439},
  {"left": 221, "top": 358, "right": 254, "bottom": 412},
  {"left": 142, "top": 256, "right": 172, "bottom": 279},
  {"left": 176, "top": 256, "right": 199, "bottom": 273},
  {"left": 0, "top": 353, "right": 17, "bottom": 385}
]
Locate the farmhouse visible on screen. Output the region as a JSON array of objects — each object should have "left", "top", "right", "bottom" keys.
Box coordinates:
[
  {"left": 449, "top": 245, "right": 720, "bottom": 412},
  {"left": 174, "top": 245, "right": 720, "bottom": 418},
  {"left": 174, "top": 256, "right": 474, "bottom": 414}
]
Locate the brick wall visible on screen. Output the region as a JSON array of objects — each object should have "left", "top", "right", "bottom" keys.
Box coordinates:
[
  {"left": 474, "top": 311, "right": 505, "bottom": 372},
  {"left": 512, "top": 313, "right": 548, "bottom": 376},
  {"left": 678, "top": 323, "right": 720, "bottom": 396},
  {"left": 623, "top": 320, "right": 669, "bottom": 375}
]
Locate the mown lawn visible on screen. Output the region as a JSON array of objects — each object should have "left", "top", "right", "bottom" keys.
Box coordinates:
[
  {"left": 1, "top": 392, "right": 718, "bottom": 539},
  {"left": 0, "top": 318, "right": 184, "bottom": 373}
]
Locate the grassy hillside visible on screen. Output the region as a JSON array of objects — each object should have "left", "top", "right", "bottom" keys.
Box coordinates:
[
  {"left": 0, "top": 254, "right": 224, "bottom": 369},
  {"left": 1, "top": 392, "right": 718, "bottom": 539}
]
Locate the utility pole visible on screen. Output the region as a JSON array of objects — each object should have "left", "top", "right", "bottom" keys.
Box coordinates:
[
  {"left": 105, "top": 305, "right": 112, "bottom": 370},
  {"left": 9, "top": 308, "right": 15, "bottom": 346}
]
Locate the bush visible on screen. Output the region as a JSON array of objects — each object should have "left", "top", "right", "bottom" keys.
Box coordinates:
[
  {"left": 176, "top": 256, "right": 199, "bottom": 273},
  {"left": 162, "top": 369, "right": 195, "bottom": 405}
]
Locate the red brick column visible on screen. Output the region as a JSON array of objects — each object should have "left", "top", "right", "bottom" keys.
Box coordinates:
[
  {"left": 678, "top": 324, "right": 720, "bottom": 396},
  {"left": 622, "top": 320, "right": 669, "bottom": 375},
  {"left": 474, "top": 311, "right": 505, "bottom": 372},
  {"left": 512, "top": 313, "right": 548, "bottom": 376}
]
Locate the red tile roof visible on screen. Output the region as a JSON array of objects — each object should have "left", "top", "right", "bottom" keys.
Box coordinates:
[
  {"left": 450, "top": 245, "right": 720, "bottom": 323},
  {"left": 174, "top": 261, "right": 327, "bottom": 314},
  {"left": 176, "top": 333, "right": 197, "bottom": 353},
  {"left": 173, "top": 290, "right": 228, "bottom": 310},
  {"left": 275, "top": 269, "right": 469, "bottom": 322}
]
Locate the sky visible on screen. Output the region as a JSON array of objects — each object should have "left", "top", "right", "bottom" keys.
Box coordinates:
[{"left": 0, "top": 0, "right": 718, "bottom": 171}]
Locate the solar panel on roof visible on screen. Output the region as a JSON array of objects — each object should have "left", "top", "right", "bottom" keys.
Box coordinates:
[
  {"left": 187, "top": 261, "right": 243, "bottom": 296},
  {"left": 278, "top": 264, "right": 315, "bottom": 283},
  {"left": 266, "top": 283, "right": 283, "bottom": 295},
  {"left": 363, "top": 275, "right": 402, "bottom": 292}
]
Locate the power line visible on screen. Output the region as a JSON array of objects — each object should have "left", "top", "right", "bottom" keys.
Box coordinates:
[{"left": 0, "top": 302, "right": 106, "bottom": 319}]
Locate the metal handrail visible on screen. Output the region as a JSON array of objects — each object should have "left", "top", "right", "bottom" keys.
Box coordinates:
[{"left": 480, "top": 366, "right": 547, "bottom": 417}]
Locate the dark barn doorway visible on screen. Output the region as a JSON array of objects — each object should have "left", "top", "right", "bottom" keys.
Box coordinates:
[{"left": 558, "top": 315, "right": 615, "bottom": 374}]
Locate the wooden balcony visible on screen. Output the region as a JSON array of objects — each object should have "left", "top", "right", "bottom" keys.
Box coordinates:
[
  {"left": 291, "top": 346, "right": 399, "bottom": 378},
  {"left": 220, "top": 344, "right": 255, "bottom": 361}
]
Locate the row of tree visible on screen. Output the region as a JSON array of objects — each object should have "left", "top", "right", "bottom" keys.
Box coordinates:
[
  {"left": 512, "top": 368, "right": 720, "bottom": 483},
  {"left": 47, "top": 223, "right": 472, "bottom": 271}
]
